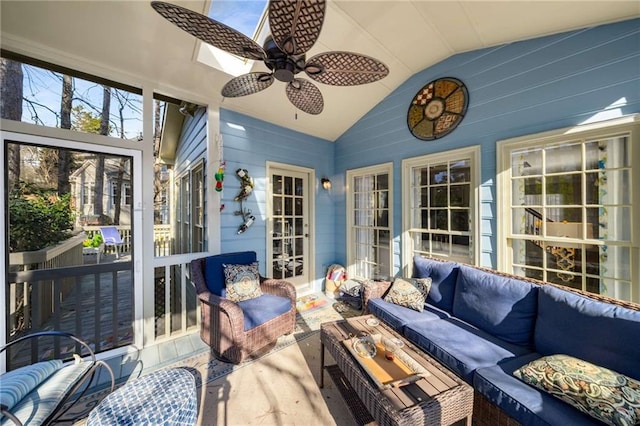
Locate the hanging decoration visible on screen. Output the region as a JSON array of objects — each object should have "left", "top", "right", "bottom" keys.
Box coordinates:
[
  {"left": 407, "top": 77, "right": 468, "bottom": 141},
  {"left": 234, "top": 168, "right": 256, "bottom": 234}
]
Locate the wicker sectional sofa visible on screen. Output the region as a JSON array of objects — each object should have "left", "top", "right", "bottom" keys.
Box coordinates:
[{"left": 362, "top": 255, "right": 640, "bottom": 426}]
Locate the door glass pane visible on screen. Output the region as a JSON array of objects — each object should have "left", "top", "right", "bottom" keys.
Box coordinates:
[{"left": 5, "top": 142, "right": 134, "bottom": 367}]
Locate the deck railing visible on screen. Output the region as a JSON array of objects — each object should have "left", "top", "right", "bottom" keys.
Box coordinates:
[{"left": 6, "top": 261, "right": 134, "bottom": 370}]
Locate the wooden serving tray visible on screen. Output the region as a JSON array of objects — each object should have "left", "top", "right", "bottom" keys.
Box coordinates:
[{"left": 343, "top": 334, "right": 430, "bottom": 390}]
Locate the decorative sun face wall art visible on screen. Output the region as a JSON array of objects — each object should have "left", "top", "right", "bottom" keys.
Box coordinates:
[{"left": 407, "top": 77, "right": 469, "bottom": 141}]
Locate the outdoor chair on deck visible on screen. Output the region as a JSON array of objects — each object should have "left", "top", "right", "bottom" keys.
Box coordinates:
[
  {"left": 99, "top": 226, "right": 124, "bottom": 258},
  {"left": 190, "top": 251, "right": 296, "bottom": 364}
]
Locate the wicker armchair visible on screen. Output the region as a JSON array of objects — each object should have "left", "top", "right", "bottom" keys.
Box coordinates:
[{"left": 190, "top": 251, "right": 296, "bottom": 364}]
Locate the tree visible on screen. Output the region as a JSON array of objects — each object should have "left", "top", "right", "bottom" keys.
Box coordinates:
[
  {"left": 93, "top": 86, "right": 110, "bottom": 223},
  {"left": 58, "top": 74, "right": 73, "bottom": 194},
  {"left": 0, "top": 58, "right": 24, "bottom": 192}
]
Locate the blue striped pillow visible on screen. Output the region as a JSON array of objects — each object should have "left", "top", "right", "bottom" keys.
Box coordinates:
[{"left": 0, "top": 359, "right": 63, "bottom": 410}]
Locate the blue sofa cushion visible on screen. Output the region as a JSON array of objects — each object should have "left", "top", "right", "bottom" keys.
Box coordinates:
[
  {"left": 453, "top": 265, "right": 538, "bottom": 348},
  {"left": 474, "top": 353, "right": 604, "bottom": 426},
  {"left": 368, "top": 298, "right": 450, "bottom": 331},
  {"left": 534, "top": 285, "right": 640, "bottom": 379},
  {"left": 413, "top": 255, "right": 458, "bottom": 312},
  {"left": 237, "top": 293, "right": 291, "bottom": 331},
  {"left": 404, "top": 317, "right": 532, "bottom": 384},
  {"left": 204, "top": 251, "right": 257, "bottom": 297}
]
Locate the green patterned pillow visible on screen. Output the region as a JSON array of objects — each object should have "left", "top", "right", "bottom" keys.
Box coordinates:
[
  {"left": 383, "top": 277, "right": 431, "bottom": 312},
  {"left": 223, "top": 262, "right": 262, "bottom": 302},
  {"left": 513, "top": 354, "right": 640, "bottom": 426}
]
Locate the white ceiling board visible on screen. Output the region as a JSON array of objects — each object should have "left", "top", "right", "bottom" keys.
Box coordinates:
[
  {"left": 1, "top": 0, "right": 638, "bottom": 141},
  {"left": 334, "top": 1, "right": 453, "bottom": 73}
]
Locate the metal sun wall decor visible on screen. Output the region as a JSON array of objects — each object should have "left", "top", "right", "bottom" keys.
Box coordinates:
[
  {"left": 151, "top": 0, "right": 389, "bottom": 115},
  {"left": 407, "top": 77, "right": 468, "bottom": 141}
]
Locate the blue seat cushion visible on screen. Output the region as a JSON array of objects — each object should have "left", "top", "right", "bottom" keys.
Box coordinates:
[
  {"left": 534, "top": 285, "right": 640, "bottom": 379},
  {"left": 453, "top": 265, "right": 539, "bottom": 348},
  {"left": 237, "top": 294, "right": 291, "bottom": 331},
  {"left": 404, "top": 318, "right": 532, "bottom": 384},
  {"left": 413, "top": 255, "right": 458, "bottom": 312},
  {"left": 368, "top": 298, "right": 450, "bottom": 332},
  {"left": 204, "top": 251, "right": 257, "bottom": 297},
  {"left": 474, "top": 353, "right": 603, "bottom": 426}
]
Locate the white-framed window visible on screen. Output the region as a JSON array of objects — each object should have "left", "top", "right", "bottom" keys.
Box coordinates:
[
  {"left": 123, "top": 183, "right": 132, "bottom": 206},
  {"left": 402, "top": 146, "right": 480, "bottom": 271},
  {"left": 82, "top": 183, "right": 94, "bottom": 205},
  {"left": 497, "top": 116, "right": 639, "bottom": 303},
  {"left": 175, "top": 160, "right": 204, "bottom": 255},
  {"left": 346, "top": 163, "right": 393, "bottom": 280}
]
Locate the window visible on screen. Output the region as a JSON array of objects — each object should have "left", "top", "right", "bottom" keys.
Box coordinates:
[
  {"left": 498, "top": 117, "right": 639, "bottom": 303},
  {"left": 347, "top": 163, "right": 392, "bottom": 280},
  {"left": 123, "top": 183, "right": 132, "bottom": 206},
  {"left": 82, "top": 183, "right": 94, "bottom": 205},
  {"left": 1, "top": 53, "right": 142, "bottom": 140},
  {"left": 403, "top": 147, "right": 480, "bottom": 268},
  {"left": 174, "top": 161, "right": 204, "bottom": 255}
]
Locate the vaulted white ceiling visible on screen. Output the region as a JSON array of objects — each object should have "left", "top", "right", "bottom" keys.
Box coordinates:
[{"left": 1, "top": 1, "right": 638, "bottom": 141}]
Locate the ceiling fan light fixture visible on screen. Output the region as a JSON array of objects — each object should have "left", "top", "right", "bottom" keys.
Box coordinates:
[{"left": 304, "top": 63, "right": 323, "bottom": 75}]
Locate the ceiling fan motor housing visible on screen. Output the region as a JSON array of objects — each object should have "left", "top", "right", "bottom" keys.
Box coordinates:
[{"left": 263, "top": 36, "right": 305, "bottom": 83}]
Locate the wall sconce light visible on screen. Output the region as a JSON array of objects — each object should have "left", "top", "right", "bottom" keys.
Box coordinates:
[
  {"left": 321, "top": 177, "right": 331, "bottom": 190},
  {"left": 178, "top": 101, "right": 197, "bottom": 117}
]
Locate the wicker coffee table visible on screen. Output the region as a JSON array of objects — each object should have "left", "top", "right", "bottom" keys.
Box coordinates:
[{"left": 320, "top": 315, "right": 473, "bottom": 426}]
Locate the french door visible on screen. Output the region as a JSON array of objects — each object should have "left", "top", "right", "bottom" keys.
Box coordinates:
[{"left": 267, "top": 163, "right": 312, "bottom": 291}]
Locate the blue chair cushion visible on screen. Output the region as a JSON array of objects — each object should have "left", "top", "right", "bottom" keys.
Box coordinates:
[
  {"left": 204, "top": 251, "right": 257, "bottom": 297},
  {"left": 453, "top": 265, "right": 539, "bottom": 348},
  {"left": 368, "top": 298, "right": 450, "bottom": 332},
  {"left": 404, "top": 317, "right": 532, "bottom": 384},
  {"left": 413, "top": 255, "right": 458, "bottom": 312},
  {"left": 534, "top": 284, "right": 640, "bottom": 380},
  {"left": 237, "top": 294, "right": 292, "bottom": 331},
  {"left": 0, "top": 359, "right": 63, "bottom": 411},
  {"left": 474, "top": 353, "right": 603, "bottom": 426},
  {"left": 8, "top": 361, "right": 93, "bottom": 426}
]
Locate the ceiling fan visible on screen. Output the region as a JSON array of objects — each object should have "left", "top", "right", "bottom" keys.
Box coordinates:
[{"left": 150, "top": 0, "right": 390, "bottom": 115}]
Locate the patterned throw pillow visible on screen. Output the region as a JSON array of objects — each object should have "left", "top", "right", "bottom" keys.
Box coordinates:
[
  {"left": 223, "top": 262, "right": 262, "bottom": 302},
  {"left": 513, "top": 354, "right": 640, "bottom": 426},
  {"left": 383, "top": 277, "right": 432, "bottom": 312}
]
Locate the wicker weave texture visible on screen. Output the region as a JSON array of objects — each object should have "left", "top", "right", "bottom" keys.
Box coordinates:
[
  {"left": 322, "top": 318, "right": 473, "bottom": 426},
  {"left": 191, "top": 257, "right": 296, "bottom": 364}
]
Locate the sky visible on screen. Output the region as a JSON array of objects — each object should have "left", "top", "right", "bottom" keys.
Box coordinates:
[{"left": 209, "top": 0, "right": 267, "bottom": 39}]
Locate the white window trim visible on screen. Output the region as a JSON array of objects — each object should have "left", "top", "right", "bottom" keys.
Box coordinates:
[
  {"left": 401, "top": 145, "right": 481, "bottom": 276},
  {"left": 346, "top": 162, "right": 393, "bottom": 281},
  {"left": 496, "top": 114, "right": 640, "bottom": 302}
]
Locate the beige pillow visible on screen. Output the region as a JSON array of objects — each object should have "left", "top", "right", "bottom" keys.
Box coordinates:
[{"left": 383, "top": 277, "right": 432, "bottom": 312}]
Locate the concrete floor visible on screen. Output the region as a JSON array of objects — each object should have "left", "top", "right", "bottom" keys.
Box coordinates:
[{"left": 195, "top": 333, "right": 357, "bottom": 426}]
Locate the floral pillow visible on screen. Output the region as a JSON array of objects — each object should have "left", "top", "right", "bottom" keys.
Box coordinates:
[
  {"left": 383, "top": 277, "right": 432, "bottom": 312},
  {"left": 513, "top": 354, "right": 640, "bottom": 426},
  {"left": 223, "top": 262, "right": 262, "bottom": 302}
]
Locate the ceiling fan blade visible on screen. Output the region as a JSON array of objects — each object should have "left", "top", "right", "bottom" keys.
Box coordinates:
[
  {"left": 151, "top": 1, "right": 265, "bottom": 61},
  {"left": 305, "top": 52, "right": 389, "bottom": 86},
  {"left": 222, "top": 73, "right": 274, "bottom": 97},
  {"left": 286, "top": 79, "right": 324, "bottom": 115},
  {"left": 269, "top": 0, "right": 326, "bottom": 55}
]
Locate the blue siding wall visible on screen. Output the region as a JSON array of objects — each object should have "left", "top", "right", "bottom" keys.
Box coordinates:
[
  {"left": 334, "top": 18, "right": 640, "bottom": 271},
  {"left": 219, "top": 109, "right": 334, "bottom": 289}
]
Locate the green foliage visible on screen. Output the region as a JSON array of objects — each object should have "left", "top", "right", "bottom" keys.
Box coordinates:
[
  {"left": 9, "top": 184, "right": 75, "bottom": 252},
  {"left": 71, "top": 105, "right": 112, "bottom": 134},
  {"left": 83, "top": 233, "right": 103, "bottom": 248}
]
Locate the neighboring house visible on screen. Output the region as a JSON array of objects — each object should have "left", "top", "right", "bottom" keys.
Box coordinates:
[{"left": 69, "top": 157, "right": 133, "bottom": 226}]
